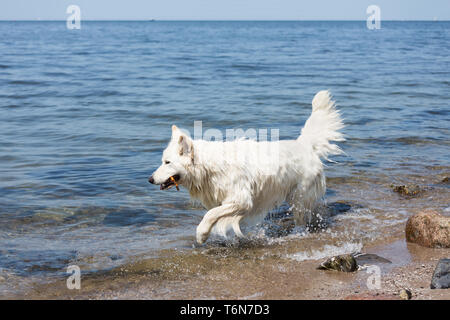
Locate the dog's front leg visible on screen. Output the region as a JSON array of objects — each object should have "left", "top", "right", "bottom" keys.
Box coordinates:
[{"left": 196, "top": 203, "right": 239, "bottom": 244}]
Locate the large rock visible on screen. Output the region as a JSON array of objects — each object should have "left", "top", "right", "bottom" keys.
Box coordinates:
[
  {"left": 430, "top": 258, "right": 450, "bottom": 289},
  {"left": 405, "top": 211, "right": 450, "bottom": 248}
]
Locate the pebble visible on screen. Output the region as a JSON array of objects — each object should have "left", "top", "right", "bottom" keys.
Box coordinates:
[{"left": 399, "top": 288, "right": 412, "bottom": 300}]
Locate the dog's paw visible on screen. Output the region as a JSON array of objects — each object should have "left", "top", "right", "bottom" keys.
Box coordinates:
[
  {"left": 196, "top": 225, "right": 210, "bottom": 244},
  {"left": 196, "top": 231, "right": 209, "bottom": 244}
]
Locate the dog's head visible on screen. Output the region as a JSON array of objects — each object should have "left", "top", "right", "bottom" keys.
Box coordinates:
[{"left": 148, "top": 125, "right": 194, "bottom": 190}]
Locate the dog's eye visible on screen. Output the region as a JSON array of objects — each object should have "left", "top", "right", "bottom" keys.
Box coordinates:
[{"left": 164, "top": 160, "right": 170, "bottom": 165}]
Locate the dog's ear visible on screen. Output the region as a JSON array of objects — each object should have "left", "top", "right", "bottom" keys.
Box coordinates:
[
  {"left": 171, "top": 125, "right": 181, "bottom": 142},
  {"left": 171, "top": 125, "right": 180, "bottom": 140},
  {"left": 171, "top": 125, "right": 194, "bottom": 162},
  {"left": 178, "top": 135, "right": 194, "bottom": 163},
  {"left": 178, "top": 134, "right": 192, "bottom": 155}
]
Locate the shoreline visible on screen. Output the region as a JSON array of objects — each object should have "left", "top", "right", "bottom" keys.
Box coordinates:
[
  {"left": 7, "top": 233, "right": 449, "bottom": 300},
  {"left": 1, "top": 168, "right": 448, "bottom": 300}
]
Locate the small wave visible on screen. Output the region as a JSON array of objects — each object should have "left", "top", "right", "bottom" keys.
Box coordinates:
[
  {"left": 287, "top": 242, "right": 363, "bottom": 262},
  {"left": 346, "top": 117, "right": 377, "bottom": 125},
  {"left": 145, "top": 101, "right": 164, "bottom": 107},
  {"left": 285, "top": 101, "right": 310, "bottom": 107},
  {"left": 175, "top": 76, "right": 197, "bottom": 81},
  {"left": 8, "top": 80, "right": 45, "bottom": 86},
  {"left": 0, "top": 90, "right": 58, "bottom": 99},
  {"left": 2, "top": 104, "right": 20, "bottom": 109},
  {"left": 348, "top": 136, "right": 444, "bottom": 146},
  {"left": 395, "top": 82, "right": 420, "bottom": 87},
  {"left": 71, "top": 90, "right": 123, "bottom": 98},
  {"left": 74, "top": 51, "right": 91, "bottom": 55},
  {"left": 394, "top": 136, "right": 442, "bottom": 145},
  {"left": 0, "top": 155, "right": 19, "bottom": 161},
  {"left": 230, "top": 64, "right": 270, "bottom": 71},
  {"left": 42, "top": 72, "right": 70, "bottom": 77},
  {"left": 425, "top": 109, "right": 449, "bottom": 116},
  {"left": 98, "top": 90, "right": 122, "bottom": 97}
]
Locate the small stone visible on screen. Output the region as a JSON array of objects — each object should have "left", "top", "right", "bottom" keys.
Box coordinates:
[
  {"left": 440, "top": 177, "right": 449, "bottom": 184},
  {"left": 399, "top": 288, "right": 412, "bottom": 300},
  {"left": 405, "top": 210, "right": 450, "bottom": 248},
  {"left": 430, "top": 258, "right": 450, "bottom": 289},
  {"left": 317, "top": 254, "right": 358, "bottom": 272}
]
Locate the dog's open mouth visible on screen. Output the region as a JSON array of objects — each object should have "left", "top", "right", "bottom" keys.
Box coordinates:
[{"left": 160, "top": 174, "right": 180, "bottom": 190}]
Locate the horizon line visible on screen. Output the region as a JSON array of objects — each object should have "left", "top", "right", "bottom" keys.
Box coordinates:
[{"left": 1, "top": 19, "right": 449, "bottom": 22}]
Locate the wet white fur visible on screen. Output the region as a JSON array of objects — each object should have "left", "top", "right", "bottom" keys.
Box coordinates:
[{"left": 151, "top": 90, "right": 344, "bottom": 244}]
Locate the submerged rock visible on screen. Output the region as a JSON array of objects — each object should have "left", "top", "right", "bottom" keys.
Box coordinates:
[
  {"left": 265, "top": 217, "right": 295, "bottom": 238},
  {"left": 430, "top": 258, "right": 450, "bottom": 289},
  {"left": 399, "top": 288, "right": 412, "bottom": 300},
  {"left": 353, "top": 253, "right": 392, "bottom": 265},
  {"left": 327, "top": 201, "right": 363, "bottom": 216},
  {"left": 317, "top": 254, "right": 358, "bottom": 272},
  {"left": 392, "top": 184, "right": 424, "bottom": 197},
  {"left": 440, "top": 177, "right": 449, "bottom": 184},
  {"left": 405, "top": 210, "right": 450, "bottom": 248}
]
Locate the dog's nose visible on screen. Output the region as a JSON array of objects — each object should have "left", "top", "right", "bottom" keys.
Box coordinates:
[{"left": 148, "top": 176, "right": 155, "bottom": 184}]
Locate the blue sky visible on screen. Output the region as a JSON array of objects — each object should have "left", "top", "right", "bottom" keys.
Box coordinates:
[{"left": 1, "top": 0, "right": 449, "bottom": 20}]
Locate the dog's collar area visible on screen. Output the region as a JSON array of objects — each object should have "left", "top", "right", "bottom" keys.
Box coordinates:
[{"left": 160, "top": 175, "right": 180, "bottom": 190}]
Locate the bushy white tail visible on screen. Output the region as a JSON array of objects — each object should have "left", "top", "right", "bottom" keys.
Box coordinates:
[{"left": 298, "top": 90, "right": 344, "bottom": 160}]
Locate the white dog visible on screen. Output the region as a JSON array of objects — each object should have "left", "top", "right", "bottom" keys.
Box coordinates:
[{"left": 149, "top": 90, "right": 344, "bottom": 244}]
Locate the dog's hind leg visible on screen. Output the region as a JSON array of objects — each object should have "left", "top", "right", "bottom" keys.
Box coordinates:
[
  {"left": 196, "top": 203, "right": 241, "bottom": 244},
  {"left": 288, "top": 174, "right": 326, "bottom": 228}
]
